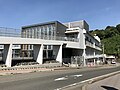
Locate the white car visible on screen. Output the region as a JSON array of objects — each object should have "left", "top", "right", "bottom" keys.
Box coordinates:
[{"left": 111, "top": 60, "right": 116, "bottom": 64}]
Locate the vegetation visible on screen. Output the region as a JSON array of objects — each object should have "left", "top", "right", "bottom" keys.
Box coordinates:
[{"left": 90, "top": 24, "right": 120, "bottom": 58}]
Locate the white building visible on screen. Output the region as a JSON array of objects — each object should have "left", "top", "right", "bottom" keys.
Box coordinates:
[
  {"left": 0, "top": 20, "right": 103, "bottom": 67},
  {"left": 64, "top": 20, "right": 102, "bottom": 66},
  {"left": 21, "top": 20, "right": 102, "bottom": 66}
]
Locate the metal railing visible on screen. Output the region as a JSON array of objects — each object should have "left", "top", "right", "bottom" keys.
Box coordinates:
[
  {"left": 85, "top": 40, "right": 94, "bottom": 47},
  {"left": 0, "top": 27, "right": 21, "bottom": 37},
  {"left": 38, "top": 35, "right": 79, "bottom": 42},
  {"left": 86, "top": 54, "right": 103, "bottom": 59},
  {"left": 85, "top": 40, "right": 102, "bottom": 50},
  {"left": 71, "top": 56, "right": 84, "bottom": 66},
  {"left": 0, "top": 27, "right": 79, "bottom": 42}
]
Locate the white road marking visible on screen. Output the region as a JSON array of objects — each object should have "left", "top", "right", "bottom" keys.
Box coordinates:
[
  {"left": 54, "top": 82, "right": 78, "bottom": 90},
  {"left": 54, "top": 74, "right": 83, "bottom": 81},
  {"left": 54, "top": 74, "right": 83, "bottom": 89},
  {"left": 54, "top": 89, "right": 60, "bottom": 90},
  {"left": 71, "top": 74, "right": 83, "bottom": 77},
  {"left": 54, "top": 77, "right": 68, "bottom": 81}
]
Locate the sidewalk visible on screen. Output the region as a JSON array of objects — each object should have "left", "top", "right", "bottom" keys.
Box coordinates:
[
  {"left": 0, "top": 63, "right": 119, "bottom": 75},
  {"left": 86, "top": 73, "right": 120, "bottom": 90},
  {"left": 0, "top": 67, "right": 53, "bottom": 75}
]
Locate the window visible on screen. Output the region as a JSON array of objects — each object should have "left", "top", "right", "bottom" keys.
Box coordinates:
[
  {"left": 44, "top": 45, "right": 47, "bottom": 49},
  {"left": 41, "top": 27, "right": 43, "bottom": 39},
  {"left": 48, "top": 45, "right": 51, "bottom": 49},
  {"left": 86, "top": 36, "right": 89, "bottom": 41},
  {"left": 31, "top": 28, "right": 34, "bottom": 38},
  {"left": 44, "top": 26, "right": 47, "bottom": 35}
]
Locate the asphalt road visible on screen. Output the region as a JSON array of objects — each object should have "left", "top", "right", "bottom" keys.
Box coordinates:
[{"left": 0, "top": 66, "right": 120, "bottom": 90}]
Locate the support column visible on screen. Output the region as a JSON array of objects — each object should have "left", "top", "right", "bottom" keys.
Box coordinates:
[
  {"left": 94, "top": 59, "right": 96, "bottom": 66},
  {"left": 83, "top": 49, "right": 86, "bottom": 67},
  {"left": 53, "top": 45, "right": 62, "bottom": 63},
  {"left": 33, "top": 44, "right": 43, "bottom": 64},
  {"left": 3, "top": 44, "right": 12, "bottom": 67},
  {"left": 81, "top": 29, "right": 86, "bottom": 67}
]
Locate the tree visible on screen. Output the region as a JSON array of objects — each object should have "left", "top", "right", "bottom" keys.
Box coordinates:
[
  {"left": 116, "top": 24, "right": 120, "bottom": 33},
  {"left": 90, "top": 24, "right": 120, "bottom": 57}
]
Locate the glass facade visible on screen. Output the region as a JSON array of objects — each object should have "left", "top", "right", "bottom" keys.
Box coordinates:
[
  {"left": 21, "top": 23, "right": 56, "bottom": 59},
  {"left": 22, "top": 24, "right": 56, "bottom": 40}
]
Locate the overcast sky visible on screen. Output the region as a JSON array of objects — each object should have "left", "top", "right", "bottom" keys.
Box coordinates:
[{"left": 0, "top": 0, "right": 120, "bottom": 30}]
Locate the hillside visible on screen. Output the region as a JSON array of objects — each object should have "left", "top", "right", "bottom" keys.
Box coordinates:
[{"left": 90, "top": 24, "right": 120, "bottom": 58}]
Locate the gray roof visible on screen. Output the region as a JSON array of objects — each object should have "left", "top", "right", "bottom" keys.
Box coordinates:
[{"left": 22, "top": 21, "right": 60, "bottom": 29}]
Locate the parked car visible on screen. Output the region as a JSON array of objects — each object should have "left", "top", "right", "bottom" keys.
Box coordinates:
[{"left": 111, "top": 60, "right": 116, "bottom": 64}]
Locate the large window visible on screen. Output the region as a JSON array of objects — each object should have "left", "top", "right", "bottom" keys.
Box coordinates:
[
  {"left": 31, "top": 28, "right": 34, "bottom": 38},
  {"left": 44, "top": 26, "right": 47, "bottom": 35},
  {"left": 41, "top": 26, "right": 43, "bottom": 39}
]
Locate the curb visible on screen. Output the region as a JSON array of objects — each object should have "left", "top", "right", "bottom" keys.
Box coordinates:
[
  {"left": 0, "top": 64, "right": 119, "bottom": 76},
  {"left": 56, "top": 70, "right": 120, "bottom": 90}
]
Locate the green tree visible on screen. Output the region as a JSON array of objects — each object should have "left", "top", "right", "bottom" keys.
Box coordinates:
[
  {"left": 116, "top": 24, "right": 120, "bottom": 33},
  {"left": 90, "top": 24, "right": 120, "bottom": 58}
]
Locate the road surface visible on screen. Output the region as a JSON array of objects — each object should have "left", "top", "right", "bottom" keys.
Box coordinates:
[{"left": 0, "top": 66, "right": 120, "bottom": 90}]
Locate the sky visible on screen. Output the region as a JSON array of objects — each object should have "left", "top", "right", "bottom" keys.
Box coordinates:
[{"left": 0, "top": 0, "right": 120, "bottom": 30}]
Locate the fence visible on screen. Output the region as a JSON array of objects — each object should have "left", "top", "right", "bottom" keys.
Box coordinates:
[{"left": 71, "top": 56, "right": 84, "bottom": 66}]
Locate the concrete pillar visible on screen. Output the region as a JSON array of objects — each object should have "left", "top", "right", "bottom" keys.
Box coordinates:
[
  {"left": 3, "top": 44, "right": 12, "bottom": 67},
  {"left": 94, "top": 59, "right": 96, "bottom": 66},
  {"left": 81, "top": 29, "right": 86, "bottom": 67},
  {"left": 33, "top": 44, "right": 43, "bottom": 64},
  {"left": 53, "top": 45, "right": 62, "bottom": 63},
  {"left": 83, "top": 49, "right": 86, "bottom": 66}
]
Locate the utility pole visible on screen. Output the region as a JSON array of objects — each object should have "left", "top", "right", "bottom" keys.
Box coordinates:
[
  {"left": 117, "top": 45, "right": 120, "bottom": 58},
  {"left": 102, "top": 43, "right": 105, "bottom": 63}
]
